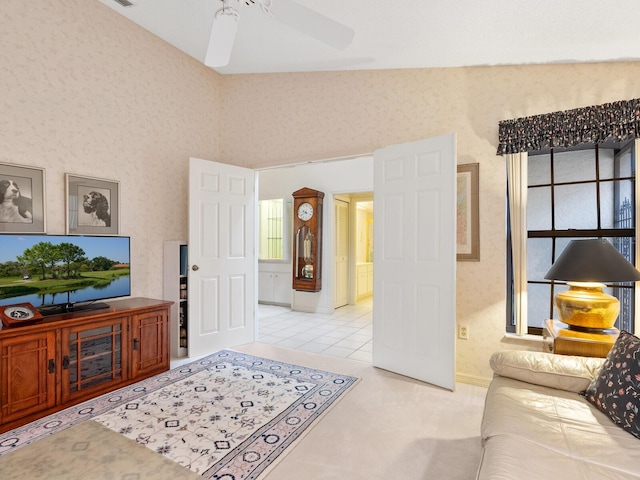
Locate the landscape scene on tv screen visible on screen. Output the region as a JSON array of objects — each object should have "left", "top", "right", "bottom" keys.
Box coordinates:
[{"left": 0, "top": 235, "right": 130, "bottom": 309}]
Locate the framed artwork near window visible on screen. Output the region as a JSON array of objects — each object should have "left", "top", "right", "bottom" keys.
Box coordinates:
[
  {"left": 66, "top": 174, "right": 119, "bottom": 235},
  {"left": 0, "top": 162, "right": 46, "bottom": 234},
  {"left": 456, "top": 163, "right": 479, "bottom": 261}
]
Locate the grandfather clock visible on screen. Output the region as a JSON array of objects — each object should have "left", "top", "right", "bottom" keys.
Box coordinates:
[{"left": 292, "top": 187, "right": 324, "bottom": 292}]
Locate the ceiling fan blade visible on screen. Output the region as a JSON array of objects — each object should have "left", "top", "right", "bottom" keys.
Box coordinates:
[
  {"left": 269, "top": 0, "right": 354, "bottom": 50},
  {"left": 205, "top": 7, "right": 239, "bottom": 67}
]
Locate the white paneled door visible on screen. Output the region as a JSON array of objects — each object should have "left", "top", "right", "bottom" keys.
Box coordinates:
[
  {"left": 188, "top": 157, "right": 256, "bottom": 359},
  {"left": 372, "top": 134, "right": 456, "bottom": 390}
]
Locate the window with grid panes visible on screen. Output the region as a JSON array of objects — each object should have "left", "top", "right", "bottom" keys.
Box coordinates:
[
  {"left": 258, "top": 199, "right": 284, "bottom": 260},
  {"left": 507, "top": 141, "right": 637, "bottom": 334}
]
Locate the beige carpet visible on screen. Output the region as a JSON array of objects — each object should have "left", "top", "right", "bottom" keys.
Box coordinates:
[{"left": 233, "top": 343, "right": 487, "bottom": 480}]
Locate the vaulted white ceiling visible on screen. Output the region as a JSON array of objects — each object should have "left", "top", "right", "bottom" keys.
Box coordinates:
[{"left": 98, "top": 0, "right": 640, "bottom": 75}]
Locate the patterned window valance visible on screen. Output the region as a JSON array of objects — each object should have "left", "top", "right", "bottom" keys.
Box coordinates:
[{"left": 497, "top": 98, "right": 640, "bottom": 155}]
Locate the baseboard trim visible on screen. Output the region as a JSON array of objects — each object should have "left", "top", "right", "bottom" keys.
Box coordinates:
[
  {"left": 291, "top": 305, "right": 334, "bottom": 314},
  {"left": 456, "top": 372, "right": 491, "bottom": 388}
]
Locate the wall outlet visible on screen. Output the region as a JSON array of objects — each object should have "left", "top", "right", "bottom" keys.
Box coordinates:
[{"left": 458, "top": 324, "right": 469, "bottom": 340}]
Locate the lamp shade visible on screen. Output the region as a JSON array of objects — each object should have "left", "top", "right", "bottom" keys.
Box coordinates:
[{"left": 544, "top": 239, "right": 640, "bottom": 283}]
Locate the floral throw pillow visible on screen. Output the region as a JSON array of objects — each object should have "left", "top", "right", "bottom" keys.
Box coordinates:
[{"left": 583, "top": 330, "right": 640, "bottom": 439}]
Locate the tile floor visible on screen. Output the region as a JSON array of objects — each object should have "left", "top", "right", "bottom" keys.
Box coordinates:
[{"left": 257, "top": 297, "right": 373, "bottom": 363}]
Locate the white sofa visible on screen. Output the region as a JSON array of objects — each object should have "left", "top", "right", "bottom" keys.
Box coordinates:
[{"left": 477, "top": 350, "right": 640, "bottom": 480}]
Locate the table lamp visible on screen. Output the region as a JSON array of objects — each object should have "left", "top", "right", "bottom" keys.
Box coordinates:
[{"left": 544, "top": 238, "right": 640, "bottom": 331}]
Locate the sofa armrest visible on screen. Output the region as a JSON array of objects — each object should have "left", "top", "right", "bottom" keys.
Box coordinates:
[{"left": 489, "top": 350, "right": 604, "bottom": 393}]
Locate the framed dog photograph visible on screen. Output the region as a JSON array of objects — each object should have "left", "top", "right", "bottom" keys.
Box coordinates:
[
  {"left": 66, "top": 174, "right": 119, "bottom": 235},
  {"left": 0, "top": 163, "right": 46, "bottom": 233}
]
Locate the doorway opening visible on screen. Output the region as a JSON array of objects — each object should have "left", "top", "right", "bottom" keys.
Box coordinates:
[
  {"left": 255, "top": 159, "right": 374, "bottom": 363},
  {"left": 255, "top": 190, "right": 375, "bottom": 362},
  {"left": 334, "top": 193, "right": 373, "bottom": 309}
]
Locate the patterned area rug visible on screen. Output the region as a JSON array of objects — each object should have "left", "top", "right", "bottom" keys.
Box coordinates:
[{"left": 0, "top": 350, "right": 358, "bottom": 479}]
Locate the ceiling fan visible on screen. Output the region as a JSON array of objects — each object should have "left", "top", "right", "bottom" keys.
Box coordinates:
[{"left": 205, "top": 0, "right": 354, "bottom": 67}]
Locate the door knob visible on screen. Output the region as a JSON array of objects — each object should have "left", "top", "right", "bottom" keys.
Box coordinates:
[{"left": 192, "top": 265, "right": 199, "bottom": 271}]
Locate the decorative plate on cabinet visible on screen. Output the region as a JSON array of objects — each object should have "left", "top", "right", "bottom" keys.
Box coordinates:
[{"left": 0, "top": 302, "right": 44, "bottom": 328}]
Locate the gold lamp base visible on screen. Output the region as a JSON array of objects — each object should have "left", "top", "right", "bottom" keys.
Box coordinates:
[{"left": 554, "top": 282, "right": 619, "bottom": 331}]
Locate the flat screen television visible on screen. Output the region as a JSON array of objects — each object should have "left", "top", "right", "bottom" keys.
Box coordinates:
[{"left": 0, "top": 234, "right": 131, "bottom": 315}]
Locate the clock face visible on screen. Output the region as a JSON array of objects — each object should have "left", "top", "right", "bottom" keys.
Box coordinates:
[
  {"left": 297, "top": 202, "right": 314, "bottom": 221},
  {"left": 4, "top": 305, "right": 35, "bottom": 320}
]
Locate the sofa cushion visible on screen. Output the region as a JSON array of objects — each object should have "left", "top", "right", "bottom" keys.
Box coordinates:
[
  {"left": 583, "top": 331, "right": 640, "bottom": 440},
  {"left": 478, "top": 433, "right": 640, "bottom": 480},
  {"left": 481, "top": 376, "right": 640, "bottom": 477},
  {"left": 490, "top": 350, "right": 604, "bottom": 392}
]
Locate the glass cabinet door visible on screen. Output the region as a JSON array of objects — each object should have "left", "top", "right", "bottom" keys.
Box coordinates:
[{"left": 61, "top": 318, "right": 127, "bottom": 403}]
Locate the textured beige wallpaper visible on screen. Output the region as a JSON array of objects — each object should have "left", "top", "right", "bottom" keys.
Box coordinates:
[
  {"left": 1, "top": 0, "right": 222, "bottom": 301},
  {"left": 5, "top": 0, "right": 640, "bottom": 382}
]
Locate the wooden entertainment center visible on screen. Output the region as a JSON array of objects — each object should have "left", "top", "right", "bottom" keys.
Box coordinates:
[{"left": 0, "top": 297, "right": 171, "bottom": 434}]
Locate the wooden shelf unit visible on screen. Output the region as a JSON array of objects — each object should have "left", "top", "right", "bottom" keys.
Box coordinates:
[
  {"left": 0, "top": 297, "right": 171, "bottom": 433},
  {"left": 164, "top": 241, "right": 189, "bottom": 358}
]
